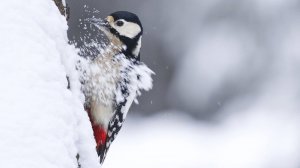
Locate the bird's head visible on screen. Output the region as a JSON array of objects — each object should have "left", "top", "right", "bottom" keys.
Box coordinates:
[{"left": 105, "top": 11, "right": 143, "bottom": 60}]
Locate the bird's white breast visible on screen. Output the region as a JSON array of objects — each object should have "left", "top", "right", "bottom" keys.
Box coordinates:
[{"left": 87, "top": 51, "right": 122, "bottom": 128}]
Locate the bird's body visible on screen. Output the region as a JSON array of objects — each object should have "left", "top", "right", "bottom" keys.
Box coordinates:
[
  {"left": 88, "top": 45, "right": 122, "bottom": 129},
  {"left": 81, "top": 11, "right": 153, "bottom": 164}
]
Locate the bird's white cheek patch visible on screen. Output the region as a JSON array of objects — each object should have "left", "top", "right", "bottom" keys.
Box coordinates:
[{"left": 113, "top": 22, "right": 141, "bottom": 39}]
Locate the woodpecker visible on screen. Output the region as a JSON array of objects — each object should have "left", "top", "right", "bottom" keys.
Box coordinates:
[{"left": 82, "top": 11, "right": 153, "bottom": 164}]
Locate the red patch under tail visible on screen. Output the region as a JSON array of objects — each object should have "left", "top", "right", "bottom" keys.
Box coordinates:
[{"left": 85, "top": 107, "right": 107, "bottom": 149}]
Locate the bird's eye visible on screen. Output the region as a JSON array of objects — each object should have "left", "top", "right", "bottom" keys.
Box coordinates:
[{"left": 116, "top": 20, "right": 124, "bottom": 27}]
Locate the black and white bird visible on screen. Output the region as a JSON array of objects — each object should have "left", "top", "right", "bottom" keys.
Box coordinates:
[{"left": 82, "top": 11, "right": 153, "bottom": 164}]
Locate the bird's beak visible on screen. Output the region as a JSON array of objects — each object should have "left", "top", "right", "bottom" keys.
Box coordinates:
[
  {"left": 106, "top": 16, "right": 114, "bottom": 24},
  {"left": 104, "top": 16, "right": 114, "bottom": 28}
]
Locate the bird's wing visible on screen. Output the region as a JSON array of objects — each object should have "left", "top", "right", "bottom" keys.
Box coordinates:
[{"left": 98, "top": 79, "right": 136, "bottom": 164}]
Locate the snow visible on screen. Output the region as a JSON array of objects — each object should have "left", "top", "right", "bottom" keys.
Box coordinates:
[
  {"left": 104, "top": 110, "right": 300, "bottom": 168},
  {"left": 0, "top": 1, "right": 99, "bottom": 168}
]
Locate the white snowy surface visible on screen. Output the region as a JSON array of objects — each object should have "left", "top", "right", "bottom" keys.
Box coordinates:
[
  {"left": 104, "top": 110, "right": 300, "bottom": 168},
  {"left": 0, "top": 1, "right": 99, "bottom": 168}
]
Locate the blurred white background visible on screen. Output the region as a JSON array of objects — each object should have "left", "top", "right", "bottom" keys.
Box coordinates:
[{"left": 67, "top": 0, "right": 300, "bottom": 167}]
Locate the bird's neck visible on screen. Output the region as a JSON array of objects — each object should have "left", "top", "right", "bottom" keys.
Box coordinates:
[{"left": 119, "top": 34, "right": 142, "bottom": 60}]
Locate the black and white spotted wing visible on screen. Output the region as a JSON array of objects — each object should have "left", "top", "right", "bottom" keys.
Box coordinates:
[{"left": 98, "top": 63, "right": 138, "bottom": 164}]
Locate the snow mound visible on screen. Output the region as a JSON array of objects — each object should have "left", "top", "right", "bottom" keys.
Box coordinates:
[{"left": 0, "top": 1, "right": 99, "bottom": 168}]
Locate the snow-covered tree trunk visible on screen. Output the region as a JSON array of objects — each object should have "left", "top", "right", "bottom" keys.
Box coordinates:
[
  {"left": 0, "top": 0, "right": 99, "bottom": 168},
  {"left": 53, "top": 0, "right": 66, "bottom": 16}
]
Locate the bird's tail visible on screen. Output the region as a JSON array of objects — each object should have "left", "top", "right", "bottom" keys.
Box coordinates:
[{"left": 85, "top": 106, "right": 108, "bottom": 164}]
